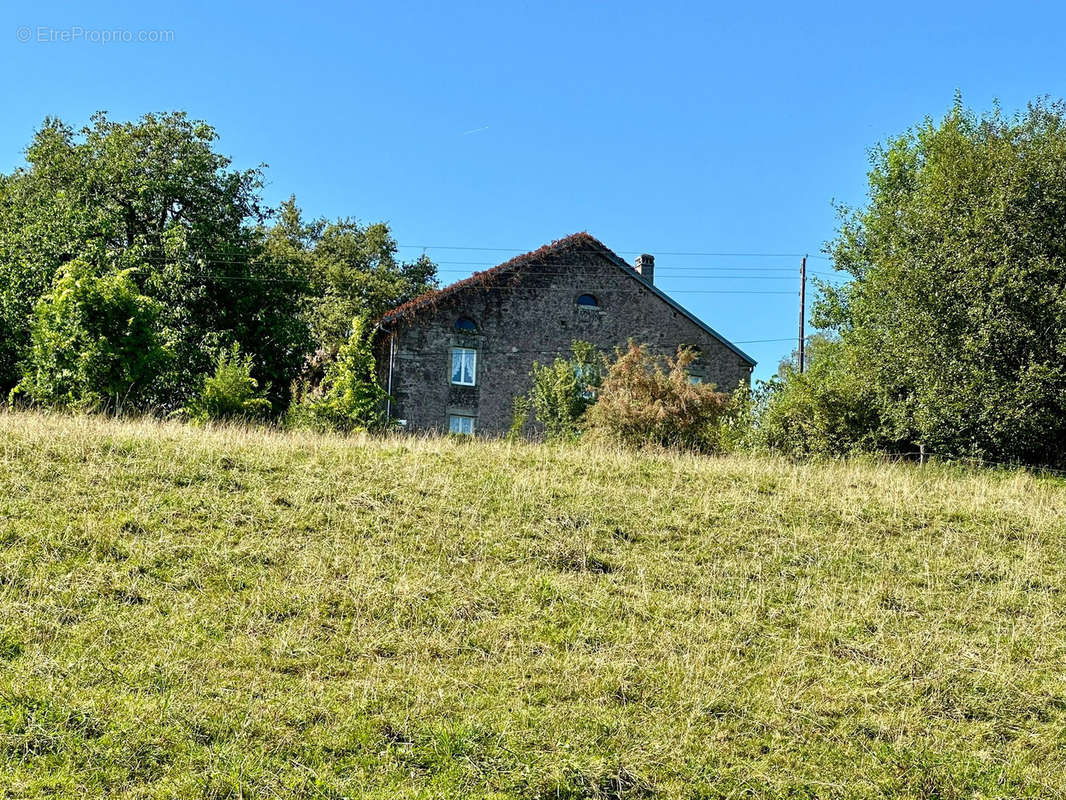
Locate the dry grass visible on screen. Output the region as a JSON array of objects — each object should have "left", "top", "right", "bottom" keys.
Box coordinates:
[{"left": 1, "top": 411, "right": 1065, "bottom": 798}]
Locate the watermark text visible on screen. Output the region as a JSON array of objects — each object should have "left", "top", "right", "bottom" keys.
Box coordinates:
[{"left": 16, "top": 26, "right": 175, "bottom": 44}]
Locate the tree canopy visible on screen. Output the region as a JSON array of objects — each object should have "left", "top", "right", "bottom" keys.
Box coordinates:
[
  {"left": 0, "top": 111, "right": 436, "bottom": 417},
  {"left": 785, "top": 97, "right": 1066, "bottom": 466}
]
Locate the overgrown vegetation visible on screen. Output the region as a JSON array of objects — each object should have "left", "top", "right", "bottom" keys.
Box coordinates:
[
  {"left": 0, "top": 111, "right": 436, "bottom": 422},
  {"left": 762, "top": 96, "right": 1066, "bottom": 466},
  {"left": 586, "top": 343, "right": 731, "bottom": 452},
  {"left": 287, "top": 316, "right": 388, "bottom": 433},
  {"left": 183, "top": 344, "right": 272, "bottom": 423},
  {"left": 528, "top": 340, "right": 605, "bottom": 441},
  {"left": 9, "top": 99, "right": 1066, "bottom": 467},
  {"left": 3, "top": 411, "right": 1066, "bottom": 797},
  {"left": 10, "top": 263, "right": 168, "bottom": 412}
]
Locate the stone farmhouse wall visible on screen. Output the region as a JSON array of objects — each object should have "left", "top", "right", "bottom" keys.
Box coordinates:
[{"left": 377, "top": 237, "right": 754, "bottom": 435}]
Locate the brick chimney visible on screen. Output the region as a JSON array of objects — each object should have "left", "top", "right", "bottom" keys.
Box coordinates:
[{"left": 635, "top": 253, "right": 654, "bottom": 284}]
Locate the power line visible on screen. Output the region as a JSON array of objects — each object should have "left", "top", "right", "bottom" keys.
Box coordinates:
[
  {"left": 396, "top": 243, "right": 822, "bottom": 259},
  {"left": 428, "top": 264, "right": 801, "bottom": 275},
  {"left": 72, "top": 247, "right": 848, "bottom": 277},
  {"left": 102, "top": 252, "right": 816, "bottom": 273},
  {"left": 732, "top": 337, "right": 801, "bottom": 344},
  {"left": 121, "top": 260, "right": 851, "bottom": 283},
  {"left": 57, "top": 240, "right": 837, "bottom": 263},
  {"left": 430, "top": 271, "right": 824, "bottom": 282},
  {"left": 417, "top": 334, "right": 821, "bottom": 353},
  {"left": 183, "top": 274, "right": 796, "bottom": 295}
]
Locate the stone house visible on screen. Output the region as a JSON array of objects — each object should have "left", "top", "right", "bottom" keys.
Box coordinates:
[{"left": 374, "top": 232, "right": 755, "bottom": 434}]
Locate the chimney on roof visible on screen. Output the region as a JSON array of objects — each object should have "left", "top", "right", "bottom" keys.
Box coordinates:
[{"left": 635, "top": 253, "right": 654, "bottom": 284}]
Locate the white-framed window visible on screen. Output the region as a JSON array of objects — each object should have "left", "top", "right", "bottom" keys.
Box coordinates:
[
  {"left": 449, "top": 414, "right": 475, "bottom": 435},
  {"left": 451, "top": 347, "right": 477, "bottom": 386}
]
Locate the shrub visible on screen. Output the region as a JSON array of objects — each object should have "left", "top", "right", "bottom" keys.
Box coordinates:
[
  {"left": 715, "top": 380, "right": 766, "bottom": 453},
  {"left": 184, "top": 344, "right": 272, "bottom": 423},
  {"left": 585, "top": 343, "right": 730, "bottom": 452},
  {"left": 752, "top": 338, "right": 885, "bottom": 457},
  {"left": 287, "top": 316, "right": 387, "bottom": 433},
  {"left": 529, "top": 341, "right": 605, "bottom": 441},
  {"left": 11, "top": 262, "right": 168, "bottom": 411},
  {"left": 507, "top": 395, "right": 532, "bottom": 441}
]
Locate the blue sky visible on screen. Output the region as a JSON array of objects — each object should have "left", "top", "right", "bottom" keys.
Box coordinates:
[{"left": 2, "top": 1, "right": 1064, "bottom": 378}]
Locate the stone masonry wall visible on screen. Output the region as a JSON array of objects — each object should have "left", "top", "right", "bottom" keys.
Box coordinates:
[{"left": 379, "top": 243, "right": 753, "bottom": 435}]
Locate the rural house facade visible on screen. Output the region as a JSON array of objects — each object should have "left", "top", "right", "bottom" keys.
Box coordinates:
[{"left": 375, "top": 232, "right": 755, "bottom": 434}]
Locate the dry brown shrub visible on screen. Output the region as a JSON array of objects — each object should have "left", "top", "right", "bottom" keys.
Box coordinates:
[{"left": 585, "top": 342, "right": 731, "bottom": 452}]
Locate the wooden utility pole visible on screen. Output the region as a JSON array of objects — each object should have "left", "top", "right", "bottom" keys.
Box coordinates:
[{"left": 798, "top": 255, "right": 807, "bottom": 373}]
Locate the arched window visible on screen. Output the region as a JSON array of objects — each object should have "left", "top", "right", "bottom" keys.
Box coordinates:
[
  {"left": 576, "top": 294, "right": 599, "bottom": 308},
  {"left": 454, "top": 316, "right": 478, "bottom": 332}
]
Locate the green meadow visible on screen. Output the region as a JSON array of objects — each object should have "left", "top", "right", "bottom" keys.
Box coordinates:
[{"left": 2, "top": 412, "right": 1065, "bottom": 798}]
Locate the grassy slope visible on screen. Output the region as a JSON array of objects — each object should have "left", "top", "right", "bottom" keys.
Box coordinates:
[{"left": 2, "top": 413, "right": 1066, "bottom": 799}]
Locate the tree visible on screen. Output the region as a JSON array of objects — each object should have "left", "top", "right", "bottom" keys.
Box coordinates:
[
  {"left": 807, "top": 97, "right": 1066, "bottom": 466},
  {"left": 0, "top": 113, "right": 437, "bottom": 417},
  {"left": 776, "top": 332, "right": 835, "bottom": 378},
  {"left": 302, "top": 211, "right": 437, "bottom": 350},
  {"left": 528, "top": 341, "right": 605, "bottom": 441},
  {"left": 754, "top": 337, "right": 883, "bottom": 457},
  {"left": 11, "top": 263, "right": 168, "bottom": 411},
  {"left": 0, "top": 167, "right": 73, "bottom": 390},
  {"left": 0, "top": 112, "right": 306, "bottom": 409}
]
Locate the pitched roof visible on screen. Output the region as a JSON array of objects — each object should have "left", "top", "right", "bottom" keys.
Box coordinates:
[{"left": 378, "top": 232, "right": 756, "bottom": 365}]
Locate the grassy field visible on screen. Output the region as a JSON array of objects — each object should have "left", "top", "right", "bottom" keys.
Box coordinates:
[{"left": 2, "top": 412, "right": 1066, "bottom": 798}]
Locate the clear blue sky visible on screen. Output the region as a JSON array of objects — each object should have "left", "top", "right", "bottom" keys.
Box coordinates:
[{"left": 2, "top": 1, "right": 1063, "bottom": 378}]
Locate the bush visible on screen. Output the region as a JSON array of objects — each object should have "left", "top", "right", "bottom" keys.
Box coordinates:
[
  {"left": 746, "top": 337, "right": 885, "bottom": 458},
  {"left": 528, "top": 341, "right": 605, "bottom": 441},
  {"left": 585, "top": 343, "right": 731, "bottom": 452},
  {"left": 714, "top": 380, "right": 767, "bottom": 453},
  {"left": 11, "top": 262, "right": 168, "bottom": 411},
  {"left": 507, "top": 395, "right": 532, "bottom": 441},
  {"left": 184, "top": 344, "right": 272, "bottom": 423},
  {"left": 287, "top": 316, "right": 387, "bottom": 433}
]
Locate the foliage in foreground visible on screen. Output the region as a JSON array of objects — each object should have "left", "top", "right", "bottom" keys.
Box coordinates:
[
  {"left": 11, "top": 262, "right": 168, "bottom": 411},
  {"left": 0, "top": 111, "right": 436, "bottom": 415},
  {"left": 748, "top": 336, "right": 884, "bottom": 458},
  {"left": 2, "top": 412, "right": 1066, "bottom": 798},
  {"left": 527, "top": 340, "right": 605, "bottom": 441}
]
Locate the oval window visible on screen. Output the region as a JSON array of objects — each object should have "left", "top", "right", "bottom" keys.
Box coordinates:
[
  {"left": 576, "top": 294, "right": 599, "bottom": 308},
  {"left": 454, "top": 317, "right": 478, "bottom": 332}
]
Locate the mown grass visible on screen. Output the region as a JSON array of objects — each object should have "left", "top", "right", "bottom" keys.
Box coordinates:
[{"left": 2, "top": 411, "right": 1066, "bottom": 798}]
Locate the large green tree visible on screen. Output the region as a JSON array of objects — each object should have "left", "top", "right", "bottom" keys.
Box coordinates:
[
  {"left": 0, "top": 113, "right": 435, "bottom": 415},
  {"left": 0, "top": 112, "right": 307, "bottom": 409},
  {"left": 813, "top": 97, "right": 1066, "bottom": 465},
  {"left": 263, "top": 196, "right": 437, "bottom": 350},
  {"left": 12, "top": 262, "right": 169, "bottom": 411},
  {"left": 299, "top": 206, "right": 437, "bottom": 351}
]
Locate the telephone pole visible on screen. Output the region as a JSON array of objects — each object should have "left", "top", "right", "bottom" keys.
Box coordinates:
[{"left": 798, "top": 255, "right": 807, "bottom": 373}]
